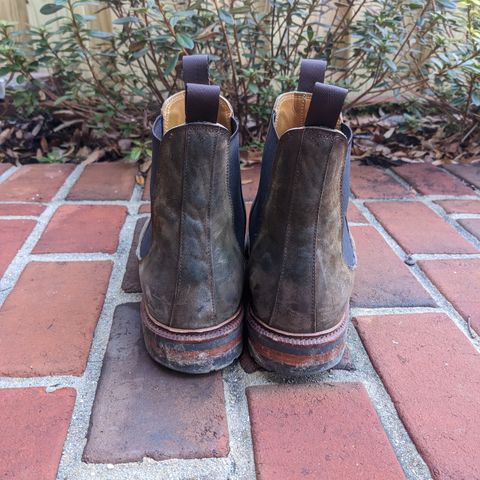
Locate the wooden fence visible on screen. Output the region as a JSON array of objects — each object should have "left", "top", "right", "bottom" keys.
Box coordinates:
[{"left": 2, "top": 0, "right": 113, "bottom": 32}]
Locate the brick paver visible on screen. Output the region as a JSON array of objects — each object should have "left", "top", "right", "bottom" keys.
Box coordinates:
[
  {"left": 435, "top": 199, "right": 480, "bottom": 214},
  {"left": 0, "top": 164, "right": 12, "bottom": 175},
  {"left": 0, "top": 219, "right": 36, "bottom": 277},
  {"left": 367, "top": 201, "right": 478, "bottom": 254},
  {"left": 351, "top": 226, "right": 434, "bottom": 307},
  {"left": 458, "top": 218, "right": 480, "bottom": 241},
  {"left": 347, "top": 202, "right": 367, "bottom": 223},
  {"left": 0, "top": 387, "right": 76, "bottom": 480},
  {"left": 0, "top": 164, "right": 74, "bottom": 202},
  {"left": 419, "top": 259, "right": 480, "bottom": 334},
  {"left": 393, "top": 163, "right": 473, "bottom": 195},
  {"left": 247, "top": 383, "right": 405, "bottom": 480},
  {"left": 33, "top": 204, "right": 127, "bottom": 253},
  {"left": 142, "top": 172, "right": 151, "bottom": 200},
  {"left": 138, "top": 203, "right": 151, "bottom": 213},
  {"left": 122, "top": 217, "right": 147, "bottom": 293},
  {"left": 0, "top": 203, "right": 45, "bottom": 216},
  {"left": 445, "top": 164, "right": 480, "bottom": 189},
  {"left": 350, "top": 164, "right": 414, "bottom": 199},
  {"left": 0, "top": 161, "right": 479, "bottom": 479},
  {"left": 84, "top": 303, "right": 229, "bottom": 463},
  {"left": 0, "top": 261, "right": 112, "bottom": 376},
  {"left": 68, "top": 162, "right": 136, "bottom": 200},
  {"left": 241, "top": 164, "right": 261, "bottom": 202},
  {"left": 355, "top": 313, "right": 480, "bottom": 479}
]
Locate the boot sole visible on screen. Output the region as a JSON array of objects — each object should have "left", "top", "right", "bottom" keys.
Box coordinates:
[
  {"left": 247, "top": 307, "right": 348, "bottom": 377},
  {"left": 141, "top": 301, "right": 243, "bottom": 374}
]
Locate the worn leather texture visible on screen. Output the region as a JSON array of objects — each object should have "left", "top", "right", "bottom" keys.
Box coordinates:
[
  {"left": 139, "top": 123, "right": 244, "bottom": 330},
  {"left": 248, "top": 126, "right": 355, "bottom": 334}
]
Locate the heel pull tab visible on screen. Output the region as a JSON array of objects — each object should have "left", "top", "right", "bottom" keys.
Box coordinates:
[
  {"left": 298, "top": 59, "right": 327, "bottom": 93},
  {"left": 305, "top": 82, "right": 348, "bottom": 129},
  {"left": 185, "top": 83, "right": 220, "bottom": 124},
  {"left": 183, "top": 54, "right": 210, "bottom": 85}
]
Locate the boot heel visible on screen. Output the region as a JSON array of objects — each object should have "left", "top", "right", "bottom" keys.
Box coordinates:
[
  {"left": 247, "top": 308, "right": 348, "bottom": 377},
  {"left": 141, "top": 302, "right": 243, "bottom": 374}
]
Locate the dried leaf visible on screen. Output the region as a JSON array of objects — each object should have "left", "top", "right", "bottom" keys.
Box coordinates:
[
  {"left": 139, "top": 158, "right": 152, "bottom": 173},
  {"left": 53, "top": 119, "right": 83, "bottom": 133},
  {"left": 31, "top": 121, "right": 43, "bottom": 137},
  {"left": 0, "top": 128, "right": 12, "bottom": 145},
  {"left": 384, "top": 127, "right": 395, "bottom": 139},
  {"left": 40, "top": 136, "right": 48, "bottom": 153},
  {"left": 118, "top": 139, "right": 132, "bottom": 152},
  {"left": 81, "top": 148, "right": 105, "bottom": 165}
]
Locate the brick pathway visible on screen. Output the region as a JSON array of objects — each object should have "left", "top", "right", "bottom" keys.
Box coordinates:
[{"left": 0, "top": 161, "right": 479, "bottom": 480}]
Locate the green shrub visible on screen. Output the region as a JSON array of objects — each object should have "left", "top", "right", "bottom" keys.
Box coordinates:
[{"left": 0, "top": 0, "right": 479, "bottom": 155}]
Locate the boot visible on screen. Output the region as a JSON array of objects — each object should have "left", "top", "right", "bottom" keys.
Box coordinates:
[
  {"left": 247, "top": 59, "right": 356, "bottom": 376},
  {"left": 138, "top": 55, "right": 245, "bottom": 374}
]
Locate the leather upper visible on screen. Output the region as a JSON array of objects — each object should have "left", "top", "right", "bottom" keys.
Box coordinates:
[
  {"left": 139, "top": 121, "right": 245, "bottom": 330},
  {"left": 248, "top": 125, "right": 356, "bottom": 334}
]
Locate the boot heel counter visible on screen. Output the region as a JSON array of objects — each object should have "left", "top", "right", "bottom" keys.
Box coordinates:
[
  {"left": 141, "top": 123, "right": 244, "bottom": 330},
  {"left": 250, "top": 127, "right": 353, "bottom": 334}
]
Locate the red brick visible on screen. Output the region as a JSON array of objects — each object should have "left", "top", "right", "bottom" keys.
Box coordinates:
[
  {"left": 247, "top": 383, "right": 405, "bottom": 480},
  {"left": 0, "top": 219, "right": 36, "bottom": 277},
  {"left": 0, "top": 164, "right": 12, "bottom": 176},
  {"left": 419, "top": 259, "right": 480, "bottom": 334},
  {"left": 84, "top": 303, "right": 229, "bottom": 462},
  {"left": 0, "top": 164, "right": 74, "bottom": 202},
  {"left": 458, "top": 218, "right": 480, "bottom": 241},
  {"left": 245, "top": 201, "right": 252, "bottom": 223},
  {"left": 367, "top": 201, "right": 477, "bottom": 254},
  {"left": 435, "top": 199, "right": 480, "bottom": 214},
  {"left": 34, "top": 205, "right": 126, "bottom": 254},
  {"left": 138, "top": 203, "right": 151, "bottom": 214},
  {"left": 67, "top": 162, "right": 136, "bottom": 200},
  {"left": 0, "top": 203, "right": 45, "bottom": 216},
  {"left": 0, "top": 387, "right": 76, "bottom": 480},
  {"left": 122, "top": 217, "right": 146, "bottom": 293},
  {"left": 241, "top": 163, "right": 260, "bottom": 202},
  {"left": 393, "top": 163, "right": 473, "bottom": 195},
  {"left": 347, "top": 202, "right": 366, "bottom": 223},
  {"left": 0, "top": 261, "right": 112, "bottom": 376},
  {"left": 351, "top": 226, "right": 434, "bottom": 307},
  {"left": 445, "top": 164, "right": 480, "bottom": 189},
  {"left": 354, "top": 313, "right": 480, "bottom": 479},
  {"left": 350, "top": 164, "right": 413, "bottom": 199}
]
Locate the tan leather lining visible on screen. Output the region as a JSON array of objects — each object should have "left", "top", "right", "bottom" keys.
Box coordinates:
[
  {"left": 274, "top": 91, "right": 342, "bottom": 137},
  {"left": 274, "top": 92, "right": 312, "bottom": 137},
  {"left": 161, "top": 91, "right": 233, "bottom": 134}
]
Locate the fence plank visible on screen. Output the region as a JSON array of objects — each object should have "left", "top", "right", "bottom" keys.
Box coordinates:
[{"left": 2, "top": 0, "right": 29, "bottom": 30}]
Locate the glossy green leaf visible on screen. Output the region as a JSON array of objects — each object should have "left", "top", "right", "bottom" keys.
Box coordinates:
[
  {"left": 40, "top": 4, "right": 64, "bottom": 15},
  {"left": 176, "top": 32, "right": 194, "bottom": 49}
]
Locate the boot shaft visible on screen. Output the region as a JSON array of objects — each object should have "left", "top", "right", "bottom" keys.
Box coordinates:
[
  {"left": 249, "top": 66, "right": 356, "bottom": 335},
  {"left": 139, "top": 57, "right": 245, "bottom": 331}
]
